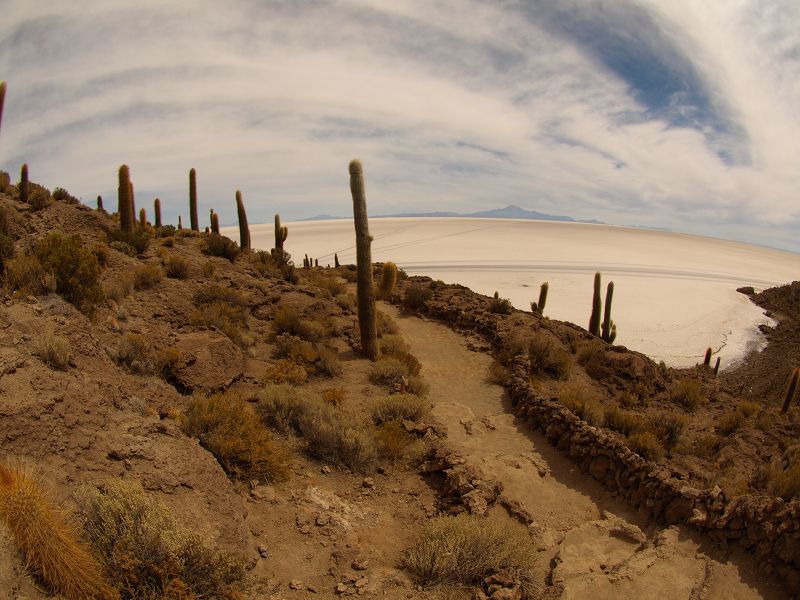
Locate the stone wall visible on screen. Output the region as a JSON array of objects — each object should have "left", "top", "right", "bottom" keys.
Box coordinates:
[{"left": 396, "top": 280, "right": 800, "bottom": 594}]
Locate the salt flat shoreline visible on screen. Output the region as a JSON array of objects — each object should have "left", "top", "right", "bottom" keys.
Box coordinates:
[{"left": 223, "top": 218, "right": 800, "bottom": 368}]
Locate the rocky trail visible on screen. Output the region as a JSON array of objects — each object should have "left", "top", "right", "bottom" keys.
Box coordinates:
[{"left": 384, "top": 303, "right": 786, "bottom": 600}]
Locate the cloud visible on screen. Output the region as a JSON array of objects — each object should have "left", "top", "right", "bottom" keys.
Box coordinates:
[{"left": 0, "top": 0, "right": 799, "bottom": 252}]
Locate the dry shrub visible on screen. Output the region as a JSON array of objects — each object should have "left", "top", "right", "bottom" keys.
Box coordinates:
[
  {"left": 132, "top": 262, "right": 163, "bottom": 290},
  {"left": 264, "top": 359, "right": 308, "bottom": 385},
  {"left": 379, "top": 334, "right": 410, "bottom": 355},
  {"left": 108, "top": 228, "right": 150, "bottom": 255},
  {"left": 105, "top": 272, "right": 135, "bottom": 303},
  {"left": 489, "top": 294, "right": 513, "bottom": 315},
  {"left": 154, "top": 346, "right": 181, "bottom": 380},
  {"left": 307, "top": 271, "right": 347, "bottom": 297},
  {"left": 108, "top": 240, "right": 136, "bottom": 257},
  {"left": 372, "top": 394, "right": 430, "bottom": 424},
  {"left": 201, "top": 260, "right": 215, "bottom": 278},
  {"left": 273, "top": 305, "right": 327, "bottom": 341},
  {"left": 163, "top": 255, "right": 189, "bottom": 279},
  {"left": 335, "top": 293, "right": 356, "bottom": 311},
  {"left": 738, "top": 400, "right": 760, "bottom": 418},
  {"left": 115, "top": 333, "right": 152, "bottom": 373},
  {"left": 406, "top": 375, "right": 430, "bottom": 397},
  {"left": 486, "top": 361, "right": 511, "bottom": 386},
  {"left": 669, "top": 378, "right": 704, "bottom": 410},
  {"left": 183, "top": 392, "right": 289, "bottom": 482},
  {"left": 189, "top": 302, "right": 248, "bottom": 346},
  {"left": 528, "top": 334, "right": 571, "bottom": 380},
  {"left": 717, "top": 411, "right": 747, "bottom": 435},
  {"left": 376, "top": 310, "right": 399, "bottom": 336},
  {"left": 576, "top": 340, "right": 605, "bottom": 365},
  {"left": 403, "top": 283, "right": 433, "bottom": 310},
  {"left": 690, "top": 434, "right": 720, "bottom": 458},
  {"left": 29, "top": 187, "right": 51, "bottom": 211},
  {"left": 4, "top": 254, "right": 50, "bottom": 296},
  {"left": 321, "top": 387, "right": 347, "bottom": 406},
  {"left": 193, "top": 282, "right": 248, "bottom": 308},
  {"left": 559, "top": 383, "right": 602, "bottom": 425},
  {"left": 274, "top": 334, "right": 318, "bottom": 364},
  {"left": 75, "top": 478, "right": 246, "bottom": 599},
  {"left": 316, "top": 345, "right": 343, "bottom": 376},
  {"left": 369, "top": 357, "right": 410, "bottom": 386},
  {"left": 627, "top": 431, "right": 664, "bottom": 461},
  {"left": 91, "top": 243, "right": 110, "bottom": 268},
  {"left": 765, "top": 461, "right": 800, "bottom": 501},
  {"left": 645, "top": 412, "right": 686, "bottom": 449},
  {"left": 202, "top": 233, "right": 239, "bottom": 262},
  {"left": 404, "top": 513, "right": 536, "bottom": 593},
  {"left": 374, "top": 421, "right": 421, "bottom": 462},
  {"left": 0, "top": 462, "right": 117, "bottom": 600},
  {"left": 35, "top": 331, "right": 72, "bottom": 370},
  {"left": 259, "top": 384, "right": 377, "bottom": 471},
  {"left": 602, "top": 406, "right": 643, "bottom": 436}
]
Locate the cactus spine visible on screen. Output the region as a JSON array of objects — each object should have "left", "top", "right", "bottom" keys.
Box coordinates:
[
  {"left": 0, "top": 81, "right": 6, "bottom": 135},
  {"left": 154, "top": 198, "right": 161, "bottom": 228},
  {"left": 601, "top": 281, "right": 615, "bottom": 343},
  {"left": 274, "top": 214, "right": 288, "bottom": 254},
  {"left": 19, "top": 163, "right": 29, "bottom": 204},
  {"left": 97, "top": 195, "right": 104, "bottom": 211},
  {"left": 589, "top": 272, "right": 602, "bottom": 336},
  {"left": 189, "top": 168, "right": 199, "bottom": 231},
  {"left": 349, "top": 159, "right": 378, "bottom": 361},
  {"left": 703, "top": 347, "right": 712, "bottom": 367},
  {"left": 139, "top": 207, "right": 146, "bottom": 228},
  {"left": 211, "top": 211, "right": 220, "bottom": 235},
  {"left": 118, "top": 165, "right": 133, "bottom": 233},
  {"left": 781, "top": 367, "right": 800, "bottom": 414},
  {"left": 235, "top": 190, "right": 250, "bottom": 250},
  {"left": 380, "top": 262, "right": 398, "bottom": 299},
  {"left": 334, "top": 253, "right": 340, "bottom": 268}
]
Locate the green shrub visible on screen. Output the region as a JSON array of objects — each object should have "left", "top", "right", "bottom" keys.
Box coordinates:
[
  {"left": 403, "top": 283, "right": 432, "bottom": 310},
  {"left": 202, "top": 234, "right": 239, "bottom": 262},
  {"left": 132, "top": 263, "right": 163, "bottom": 290},
  {"left": 372, "top": 394, "right": 430, "bottom": 424},
  {"left": 34, "top": 232, "right": 103, "bottom": 310},
  {"left": 528, "top": 334, "right": 571, "bottom": 380},
  {"left": 35, "top": 331, "right": 72, "bottom": 370},
  {"left": 404, "top": 513, "right": 536, "bottom": 590},
  {"left": 627, "top": 431, "right": 664, "bottom": 461},
  {"left": 163, "top": 255, "right": 189, "bottom": 279},
  {"left": 51, "top": 187, "right": 78, "bottom": 204},
  {"left": 76, "top": 478, "right": 248, "bottom": 599},
  {"left": 183, "top": 392, "right": 289, "bottom": 482},
  {"left": 108, "top": 228, "right": 150, "bottom": 255},
  {"left": 669, "top": 378, "right": 704, "bottom": 410}
]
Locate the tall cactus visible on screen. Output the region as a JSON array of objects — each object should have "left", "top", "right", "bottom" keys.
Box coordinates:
[
  {"left": 274, "top": 214, "right": 288, "bottom": 253},
  {"left": 177, "top": 215, "right": 183, "bottom": 230},
  {"left": 211, "top": 211, "right": 220, "bottom": 235},
  {"left": 589, "top": 271, "right": 602, "bottom": 336},
  {"left": 118, "top": 165, "right": 133, "bottom": 233},
  {"left": 97, "top": 195, "right": 104, "bottom": 211},
  {"left": 703, "top": 347, "right": 712, "bottom": 367},
  {"left": 334, "top": 253, "right": 340, "bottom": 268},
  {"left": 713, "top": 357, "right": 721, "bottom": 376},
  {"left": 235, "top": 190, "right": 250, "bottom": 250},
  {"left": 139, "top": 207, "right": 147, "bottom": 228},
  {"left": 349, "top": 159, "right": 378, "bottom": 360},
  {"left": 0, "top": 81, "right": 6, "bottom": 136},
  {"left": 601, "top": 281, "right": 615, "bottom": 343},
  {"left": 781, "top": 367, "right": 800, "bottom": 414},
  {"left": 19, "top": 163, "right": 29, "bottom": 204},
  {"left": 153, "top": 198, "right": 161, "bottom": 228},
  {"left": 189, "top": 168, "right": 199, "bottom": 231},
  {"left": 380, "top": 262, "right": 398, "bottom": 299},
  {"left": 531, "top": 282, "right": 549, "bottom": 314}
]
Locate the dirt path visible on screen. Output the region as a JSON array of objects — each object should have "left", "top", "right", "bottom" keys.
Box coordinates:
[{"left": 383, "top": 304, "right": 785, "bottom": 600}]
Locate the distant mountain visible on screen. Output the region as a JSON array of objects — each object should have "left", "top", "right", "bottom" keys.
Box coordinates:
[{"left": 297, "top": 205, "right": 603, "bottom": 224}]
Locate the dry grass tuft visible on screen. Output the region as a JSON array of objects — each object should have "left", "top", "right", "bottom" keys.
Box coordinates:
[
  {"left": 627, "top": 431, "right": 664, "bottom": 461},
  {"left": 369, "top": 357, "right": 410, "bottom": 386},
  {"left": 183, "top": 391, "right": 289, "bottom": 482},
  {"left": 0, "top": 462, "right": 118, "bottom": 600},
  {"left": 264, "top": 359, "right": 308, "bottom": 385},
  {"left": 76, "top": 478, "right": 246, "bottom": 599},
  {"left": 132, "top": 262, "right": 163, "bottom": 290},
  {"left": 163, "top": 255, "right": 189, "bottom": 279},
  {"left": 115, "top": 333, "right": 152, "bottom": 373},
  {"left": 404, "top": 513, "right": 536, "bottom": 592},
  {"left": 669, "top": 378, "right": 704, "bottom": 410},
  {"left": 602, "top": 406, "right": 643, "bottom": 436},
  {"left": 35, "top": 330, "right": 73, "bottom": 370},
  {"left": 527, "top": 334, "right": 571, "bottom": 380},
  {"left": 372, "top": 394, "right": 430, "bottom": 424},
  {"left": 559, "top": 383, "right": 602, "bottom": 425},
  {"left": 4, "top": 254, "right": 51, "bottom": 296}
]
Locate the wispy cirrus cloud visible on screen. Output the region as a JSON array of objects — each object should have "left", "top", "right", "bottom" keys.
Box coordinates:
[{"left": 0, "top": 0, "right": 798, "bottom": 251}]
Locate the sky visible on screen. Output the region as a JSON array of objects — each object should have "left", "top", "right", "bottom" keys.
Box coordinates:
[{"left": 1, "top": 1, "right": 799, "bottom": 252}]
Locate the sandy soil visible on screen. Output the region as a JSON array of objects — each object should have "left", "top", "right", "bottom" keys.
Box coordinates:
[{"left": 234, "top": 218, "right": 800, "bottom": 368}]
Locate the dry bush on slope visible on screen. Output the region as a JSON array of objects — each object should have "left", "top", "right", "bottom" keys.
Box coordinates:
[
  {"left": 35, "top": 330, "right": 73, "bottom": 370},
  {"left": 183, "top": 392, "right": 289, "bottom": 483},
  {"left": 371, "top": 394, "right": 430, "bottom": 424},
  {"left": 0, "top": 462, "right": 117, "bottom": 600},
  {"left": 404, "top": 513, "right": 537, "bottom": 594},
  {"left": 75, "top": 479, "right": 247, "bottom": 600}
]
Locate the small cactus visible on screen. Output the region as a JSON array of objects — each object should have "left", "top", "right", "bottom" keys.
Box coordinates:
[
  {"left": 0, "top": 81, "right": 6, "bottom": 135},
  {"left": 589, "top": 272, "right": 602, "bottom": 337},
  {"left": 154, "top": 198, "right": 161, "bottom": 228},
  {"left": 138, "top": 207, "right": 146, "bottom": 228},
  {"left": 380, "top": 262, "right": 398, "bottom": 299},
  {"left": 118, "top": 165, "right": 133, "bottom": 233},
  {"left": 178, "top": 215, "right": 183, "bottom": 230},
  {"left": 304, "top": 253, "right": 309, "bottom": 268},
  {"left": 531, "top": 282, "right": 548, "bottom": 314},
  {"left": 349, "top": 159, "right": 378, "bottom": 361},
  {"left": 19, "top": 163, "right": 29, "bottom": 204},
  {"left": 189, "top": 168, "right": 199, "bottom": 231},
  {"left": 713, "top": 357, "right": 721, "bottom": 376},
  {"left": 96, "top": 195, "right": 104, "bottom": 211},
  {"left": 703, "top": 347, "right": 712, "bottom": 367},
  {"left": 211, "top": 211, "right": 220, "bottom": 235},
  {"left": 781, "top": 368, "right": 800, "bottom": 414},
  {"left": 601, "top": 281, "right": 615, "bottom": 343},
  {"left": 315, "top": 258, "right": 319, "bottom": 268},
  {"left": 335, "top": 253, "right": 340, "bottom": 268},
  {"left": 235, "top": 190, "right": 250, "bottom": 250},
  {"left": 274, "top": 214, "right": 288, "bottom": 254}
]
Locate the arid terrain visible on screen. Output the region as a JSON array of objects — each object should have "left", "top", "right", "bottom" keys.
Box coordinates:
[{"left": 0, "top": 176, "right": 799, "bottom": 599}]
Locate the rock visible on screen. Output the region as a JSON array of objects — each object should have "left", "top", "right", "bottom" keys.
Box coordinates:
[
  {"left": 171, "top": 331, "right": 244, "bottom": 391},
  {"left": 736, "top": 286, "right": 755, "bottom": 295},
  {"left": 352, "top": 557, "right": 369, "bottom": 570},
  {"left": 584, "top": 347, "right": 665, "bottom": 392},
  {"left": 316, "top": 514, "right": 331, "bottom": 526},
  {"left": 355, "top": 577, "right": 368, "bottom": 588},
  {"left": 251, "top": 485, "right": 277, "bottom": 503},
  {"left": 258, "top": 545, "right": 269, "bottom": 558},
  {"left": 588, "top": 454, "right": 612, "bottom": 481},
  {"left": 335, "top": 583, "right": 349, "bottom": 594},
  {"left": 321, "top": 465, "right": 332, "bottom": 474},
  {"left": 362, "top": 477, "right": 374, "bottom": 489},
  {"left": 289, "top": 579, "right": 303, "bottom": 590}
]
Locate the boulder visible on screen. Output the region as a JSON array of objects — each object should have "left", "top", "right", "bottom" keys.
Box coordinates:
[{"left": 172, "top": 331, "right": 243, "bottom": 392}]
